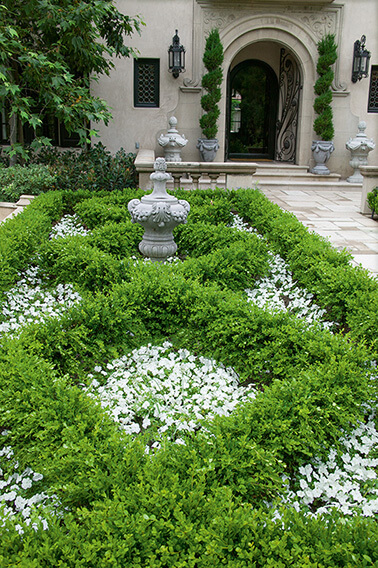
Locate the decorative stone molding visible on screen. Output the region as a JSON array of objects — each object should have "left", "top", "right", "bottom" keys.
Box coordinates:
[{"left": 194, "top": 1, "right": 346, "bottom": 93}]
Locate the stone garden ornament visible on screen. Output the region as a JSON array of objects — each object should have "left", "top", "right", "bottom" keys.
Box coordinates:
[
  {"left": 158, "top": 116, "right": 188, "bottom": 162},
  {"left": 128, "top": 158, "right": 190, "bottom": 262},
  {"left": 345, "top": 121, "right": 375, "bottom": 184}
]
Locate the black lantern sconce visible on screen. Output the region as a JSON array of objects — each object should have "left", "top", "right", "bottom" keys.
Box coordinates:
[
  {"left": 352, "top": 35, "right": 371, "bottom": 83},
  {"left": 168, "top": 30, "right": 186, "bottom": 78}
]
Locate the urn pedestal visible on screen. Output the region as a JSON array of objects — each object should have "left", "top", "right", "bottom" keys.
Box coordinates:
[
  {"left": 158, "top": 117, "right": 188, "bottom": 162},
  {"left": 310, "top": 140, "right": 334, "bottom": 175},
  {"left": 346, "top": 121, "right": 375, "bottom": 184},
  {"left": 128, "top": 158, "right": 190, "bottom": 262}
]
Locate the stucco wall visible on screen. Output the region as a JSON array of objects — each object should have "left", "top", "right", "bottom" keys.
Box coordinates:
[{"left": 91, "top": 0, "right": 378, "bottom": 178}]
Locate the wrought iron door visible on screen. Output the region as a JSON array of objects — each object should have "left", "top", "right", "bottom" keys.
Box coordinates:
[{"left": 275, "top": 49, "right": 302, "bottom": 163}]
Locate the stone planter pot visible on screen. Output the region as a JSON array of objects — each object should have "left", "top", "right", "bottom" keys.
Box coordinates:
[
  {"left": 197, "top": 138, "right": 219, "bottom": 162},
  {"left": 310, "top": 140, "right": 334, "bottom": 175}
]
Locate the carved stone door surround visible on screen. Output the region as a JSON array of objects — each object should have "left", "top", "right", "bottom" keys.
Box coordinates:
[{"left": 186, "top": 1, "right": 346, "bottom": 165}]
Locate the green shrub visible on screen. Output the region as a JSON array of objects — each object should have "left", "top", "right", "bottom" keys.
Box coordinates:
[
  {"left": 313, "top": 34, "right": 337, "bottom": 141},
  {"left": 38, "top": 236, "right": 133, "bottom": 292},
  {"left": 199, "top": 29, "right": 224, "bottom": 140},
  {"left": 30, "top": 143, "right": 138, "bottom": 192},
  {"left": 179, "top": 238, "right": 270, "bottom": 291},
  {"left": 367, "top": 186, "right": 378, "bottom": 217},
  {"left": 0, "top": 192, "right": 64, "bottom": 294},
  {"left": 87, "top": 221, "right": 144, "bottom": 258},
  {"left": 1, "top": 186, "right": 378, "bottom": 565},
  {"left": 0, "top": 164, "right": 57, "bottom": 202}
]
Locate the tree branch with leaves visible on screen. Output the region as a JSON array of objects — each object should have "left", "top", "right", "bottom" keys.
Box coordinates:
[{"left": 0, "top": 0, "right": 144, "bottom": 161}]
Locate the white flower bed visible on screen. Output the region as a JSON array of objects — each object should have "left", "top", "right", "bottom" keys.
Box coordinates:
[
  {"left": 49, "top": 214, "right": 89, "bottom": 239},
  {"left": 0, "top": 215, "right": 87, "bottom": 337},
  {"left": 280, "top": 409, "right": 378, "bottom": 518},
  {"left": 0, "top": 266, "right": 82, "bottom": 337},
  {"left": 0, "top": 437, "right": 60, "bottom": 535},
  {"left": 85, "top": 341, "right": 256, "bottom": 450},
  {"left": 230, "top": 214, "right": 333, "bottom": 329}
]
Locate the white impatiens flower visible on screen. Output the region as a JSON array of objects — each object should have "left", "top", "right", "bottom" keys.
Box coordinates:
[
  {"left": 281, "top": 410, "right": 378, "bottom": 518},
  {"left": 229, "top": 213, "right": 333, "bottom": 329},
  {"left": 85, "top": 342, "right": 256, "bottom": 446},
  {"left": 0, "top": 265, "right": 82, "bottom": 337},
  {"left": 49, "top": 214, "right": 89, "bottom": 240},
  {"left": 0, "top": 442, "right": 60, "bottom": 535}
]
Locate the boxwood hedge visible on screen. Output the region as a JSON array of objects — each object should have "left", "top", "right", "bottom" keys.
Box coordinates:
[{"left": 0, "top": 186, "right": 377, "bottom": 566}]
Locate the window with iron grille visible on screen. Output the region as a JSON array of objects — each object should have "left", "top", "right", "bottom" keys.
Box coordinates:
[
  {"left": 134, "top": 59, "right": 160, "bottom": 107},
  {"left": 368, "top": 65, "right": 378, "bottom": 113}
]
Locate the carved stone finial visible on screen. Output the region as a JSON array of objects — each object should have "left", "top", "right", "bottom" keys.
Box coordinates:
[{"left": 154, "top": 157, "right": 167, "bottom": 171}]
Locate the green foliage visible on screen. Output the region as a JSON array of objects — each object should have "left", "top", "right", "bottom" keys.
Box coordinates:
[
  {"left": 0, "top": 163, "right": 57, "bottom": 202},
  {"left": 367, "top": 186, "right": 378, "bottom": 217},
  {"left": 178, "top": 239, "right": 270, "bottom": 291},
  {"left": 1, "top": 186, "right": 378, "bottom": 564},
  {"left": 31, "top": 143, "right": 138, "bottom": 192},
  {"left": 0, "top": 0, "right": 143, "bottom": 158},
  {"left": 199, "top": 29, "right": 224, "bottom": 140},
  {"left": 38, "top": 235, "right": 133, "bottom": 292},
  {"left": 0, "top": 191, "right": 63, "bottom": 294},
  {"left": 313, "top": 34, "right": 337, "bottom": 141},
  {"left": 231, "top": 188, "right": 378, "bottom": 356}
]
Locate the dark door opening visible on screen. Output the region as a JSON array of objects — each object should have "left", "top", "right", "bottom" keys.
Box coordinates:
[{"left": 226, "top": 60, "right": 278, "bottom": 160}]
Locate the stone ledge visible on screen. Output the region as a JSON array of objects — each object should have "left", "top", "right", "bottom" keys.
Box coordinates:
[
  {"left": 0, "top": 195, "right": 35, "bottom": 223},
  {"left": 360, "top": 166, "right": 378, "bottom": 215}
]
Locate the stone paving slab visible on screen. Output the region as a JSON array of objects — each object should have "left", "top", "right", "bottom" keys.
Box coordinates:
[{"left": 260, "top": 186, "right": 378, "bottom": 278}]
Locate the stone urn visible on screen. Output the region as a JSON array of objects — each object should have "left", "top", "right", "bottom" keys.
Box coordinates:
[
  {"left": 128, "top": 158, "right": 190, "bottom": 262},
  {"left": 346, "top": 121, "right": 375, "bottom": 184},
  {"left": 197, "top": 138, "right": 219, "bottom": 162},
  {"left": 158, "top": 116, "right": 188, "bottom": 162},
  {"left": 310, "top": 140, "right": 335, "bottom": 175}
]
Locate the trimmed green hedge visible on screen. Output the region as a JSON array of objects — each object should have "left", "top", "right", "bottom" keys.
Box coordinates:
[{"left": 0, "top": 186, "right": 377, "bottom": 565}]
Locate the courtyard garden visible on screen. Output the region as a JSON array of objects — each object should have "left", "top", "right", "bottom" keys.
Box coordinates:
[{"left": 0, "top": 153, "right": 378, "bottom": 566}]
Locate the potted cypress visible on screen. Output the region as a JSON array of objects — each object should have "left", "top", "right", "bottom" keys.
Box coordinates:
[
  {"left": 197, "top": 29, "right": 224, "bottom": 162},
  {"left": 311, "top": 33, "right": 337, "bottom": 175}
]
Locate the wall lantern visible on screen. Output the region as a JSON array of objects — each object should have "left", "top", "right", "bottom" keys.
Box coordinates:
[
  {"left": 352, "top": 35, "right": 371, "bottom": 83},
  {"left": 168, "top": 30, "right": 185, "bottom": 78}
]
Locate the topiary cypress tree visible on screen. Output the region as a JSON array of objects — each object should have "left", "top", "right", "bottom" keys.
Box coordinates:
[
  {"left": 313, "top": 34, "right": 338, "bottom": 141},
  {"left": 199, "top": 29, "right": 224, "bottom": 140}
]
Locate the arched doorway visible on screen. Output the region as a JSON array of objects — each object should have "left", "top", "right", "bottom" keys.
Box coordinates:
[{"left": 226, "top": 60, "right": 279, "bottom": 160}]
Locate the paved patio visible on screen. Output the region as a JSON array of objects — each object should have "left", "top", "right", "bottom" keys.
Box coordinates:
[{"left": 260, "top": 186, "right": 378, "bottom": 278}]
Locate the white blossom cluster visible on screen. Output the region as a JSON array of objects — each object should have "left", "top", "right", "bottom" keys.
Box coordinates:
[
  {"left": 280, "top": 411, "right": 378, "bottom": 518},
  {"left": 49, "top": 214, "right": 89, "bottom": 239},
  {"left": 85, "top": 341, "right": 256, "bottom": 449},
  {"left": 230, "top": 214, "right": 332, "bottom": 329},
  {"left": 0, "top": 266, "right": 82, "bottom": 336},
  {"left": 245, "top": 255, "right": 333, "bottom": 329},
  {"left": 0, "top": 438, "right": 60, "bottom": 535}
]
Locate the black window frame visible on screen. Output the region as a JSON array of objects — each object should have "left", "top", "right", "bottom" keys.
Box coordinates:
[
  {"left": 368, "top": 65, "right": 378, "bottom": 113},
  {"left": 134, "top": 58, "right": 160, "bottom": 108}
]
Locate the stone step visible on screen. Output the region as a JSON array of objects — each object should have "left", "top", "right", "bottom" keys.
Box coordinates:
[
  {"left": 255, "top": 178, "right": 362, "bottom": 192},
  {"left": 254, "top": 164, "right": 309, "bottom": 176}
]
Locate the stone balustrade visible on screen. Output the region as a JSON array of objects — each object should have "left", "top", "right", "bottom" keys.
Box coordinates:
[{"left": 135, "top": 149, "right": 258, "bottom": 190}]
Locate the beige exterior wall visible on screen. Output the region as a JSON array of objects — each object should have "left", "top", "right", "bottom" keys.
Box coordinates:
[{"left": 92, "top": 0, "right": 378, "bottom": 179}]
